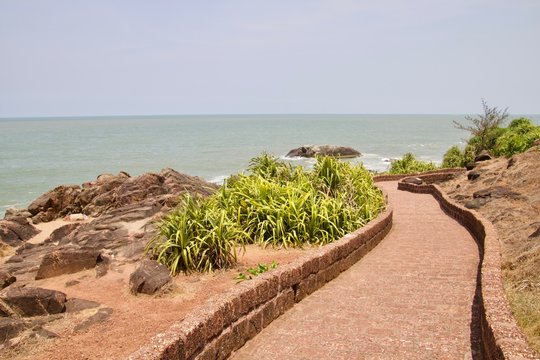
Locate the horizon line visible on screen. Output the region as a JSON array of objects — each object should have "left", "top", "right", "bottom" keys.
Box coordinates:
[{"left": 2, "top": 112, "right": 540, "bottom": 120}]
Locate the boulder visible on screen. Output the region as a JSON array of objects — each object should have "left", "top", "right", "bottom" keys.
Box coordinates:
[
  {"left": 129, "top": 259, "right": 172, "bottom": 295},
  {"left": 0, "top": 271, "right": 16, "bottom": 289},
  {"left": 402, "top": 177, "right": 423, "bottom": 185},
  {"left": 48, "top": 223, "right": 82, "bottom": 244},
  {"left": 28, "top": 185, "right": 82, "bottom": 223},
  {"left": 474, "top": 150, "right": 492, "bottom": 162},
  {"left": 0, "top": 287, "right": 66, "bottom": 317},
  {"left": 467, "top": 171, "right": 481, "bottom": 181},
  {"left": 286, "top": 145, "right": 361, "bottom": 158},
  {"left": 465, "top": 198, "right": 488, "bottom": 209},
  {"left": 35, "top": 249, "right": 102, "bottom": 280},
  {"left": 465, "top": 162, "right": 476, "bottom": 171},
  {"left": 0, "top": 218, "right": 40, "bottom": 247}
]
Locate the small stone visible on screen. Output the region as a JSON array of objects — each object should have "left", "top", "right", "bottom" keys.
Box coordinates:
[
  {"left": 65, "top": 298, "right": 101, "bottom": 313},
  {"left": 467, "top": 171, "right": 480, "bottom": 181},
  {"left": 465, "top": 198, "right": 488, "bottom": 209},
  {"left": 465, "top": 162, "right": 476, "bottom": 171},
  {"left": 0, "top": 271, "right": 16, "bottom": 289},
  {"left": 0, "top": 318, "right": 27, "bottom": 343},
  {"left": 129, "top": 259, "right": 172, "bottom": 295},
  {"left": 402, "top": 177, "right": 423, "bottom": 185},
  {"left": 474, "top": 150, "right": 492, "bottom": 162}
]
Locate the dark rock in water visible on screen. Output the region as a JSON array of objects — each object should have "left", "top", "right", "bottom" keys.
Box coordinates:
[
  {"left": 0, "top": 271, "right": 16, "bottom": 289},
  {"left": 474, "top": 150, "right": 492, "bottom": 162},
  {"left": 465, "top": 162, "right": 476, "bottom": 171},
  {"left": 465, "top": 198, "right": 488, "bottom": 209},
  {"left": 0, "top": 318, "right": 27, "bottom": 343},
  {"left": 473, "top": 186, "right": 521, "bottom": 199},
  {"left": 402, "top": 177, "right": 423, "bottom": 185},
  {"left": 129, "top": 259, "right": 172, "bottom": 295},
  {"left": 0, "top": 217, "right": 40, "bottom": 247},
  {"left": 286, "top": 145, "right": 361, "bottom": 158},
  {"left": 35, "top": 249, "right": 102, "bottom": 280},
  {"left": 467, "top": 171, "right": 481, "bottom": 181},
  {"left": 0, "top": 287, "right": 66, "bottom": 317}
]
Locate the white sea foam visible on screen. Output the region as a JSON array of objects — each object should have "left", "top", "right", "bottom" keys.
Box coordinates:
[{"left": 209, "top": 175, "right": 229, "bottom": 185}]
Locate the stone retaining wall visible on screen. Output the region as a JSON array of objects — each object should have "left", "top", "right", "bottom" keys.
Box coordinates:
[
  {"left": 129, "top": 203, "right": 393, "bottom": 359},
  {"left": 397, "top": 179, "right": 537, "bottom": 360},
  {"left": 373, "top": 168, "right": 465, "bottom": 183}
]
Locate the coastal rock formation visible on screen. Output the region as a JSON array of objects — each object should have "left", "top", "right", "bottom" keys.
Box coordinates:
[
  {"left": 0, "top": 217, "right": 40, "bottom": 247},
  {"left": 26, "top": 168, "right": 218, "bottom": 224},
  {"left": 286, "top": 145, "right": 361, "bottom": 158},
  {"left": 35, "top": 249, "right": 103, "bottom": 280},
  {"left": 0, "top": 286, "right": 66, "bottom": 317}
]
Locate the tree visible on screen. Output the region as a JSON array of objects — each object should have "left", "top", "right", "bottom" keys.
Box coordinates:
[{"left": 454, "top": 99, "right": 509, "bottom": 154}]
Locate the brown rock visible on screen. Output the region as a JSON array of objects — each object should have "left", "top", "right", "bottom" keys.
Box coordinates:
[
  {"left": 465, "top": 162, "right": 476, "bottom": 171},
  {"left": 474, "top": 150, "right": 492, "bottom": 162},
  {"left": 0, "top": 271, "right": 16, "bottom": 290},
  {"left": 35, "top": 249, "right": 102, "bottom": 280},
  {"left": 0, "top": 287, "right": 66, "bottom": 317},
  {"left": 129, "top": 259, "right": 172, "bottom": 295},
  {"left": 0, "top": 318, "right": 27, "bottom": 343},
  {"left": 28, "top": 185, "right": 81, "bottom": 222},
  {"left": 402, "top": 177, "right": 423, "bottom": 185},
  {"left": 48, "top": 223, "right": 81, "bottom": 244},
  {"left": 0, "top": 218, "right": 40, "bottom": 246},
  {"left": 473, "top": 186, "right": 521, "bottom": 199},
  {"left": 467, "top": 171, "right": 481, "bottom": 181},
  {"left": 65, "top": 298, "right": 101, "bottom": 313},
  {"left": 465, "top": 198, "right": 488, "bottom": 209}
]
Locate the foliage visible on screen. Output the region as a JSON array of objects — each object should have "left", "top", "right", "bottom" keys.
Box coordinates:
[
  {"left": 441, "top": 145, "right": 475, "bottom": 168},
  {"left": 453, "top": 99, "right": 509, "bottom": 155},
  {"left": 493, "top": 118, "right": 540, "bottom": 157},
  {"left": 388, "top": 153, "right": 438, "bottom": 174},
  {"left": 147, "top": 154, "right": 385, "bottom": 273},
  {"left": 147, "top": 195, "right": 244, "bottom": 273},
  {"left": 235, "top": 261, "right": 278, "bottom": 282}
]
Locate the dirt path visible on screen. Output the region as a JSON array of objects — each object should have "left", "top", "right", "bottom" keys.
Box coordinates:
[{"left": 231, "top": 181, "right": 482, "bottom": 360}]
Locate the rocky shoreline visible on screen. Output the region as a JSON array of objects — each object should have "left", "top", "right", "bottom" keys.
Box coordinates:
[{"left": 0, "top": 168, "right": 219, "bottom": 349}]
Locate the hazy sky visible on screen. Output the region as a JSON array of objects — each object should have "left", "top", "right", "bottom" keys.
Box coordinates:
[{"left": 1, "top": 0, "right": 539, "bottom": 117}]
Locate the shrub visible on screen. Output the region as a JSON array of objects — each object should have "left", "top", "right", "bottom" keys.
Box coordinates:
[
  {"left": 388, "top": 153, "right": 437, "bottom": 174},
  {"left": 454, "top": 99, "right": 508, "bottom": 154},
  {"left": 147, "top": 154, "right": 386, "bottom": 273},
  {"left": 494, "top": 118, "right": 540, "bottom": 157},
  {"left": 441, "top": 145, "right": 476, "bottom": 168}
]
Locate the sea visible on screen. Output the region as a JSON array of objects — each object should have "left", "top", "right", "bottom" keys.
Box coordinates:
[{"left": 1, "top": 114, "right": 539, "bottom": 218}]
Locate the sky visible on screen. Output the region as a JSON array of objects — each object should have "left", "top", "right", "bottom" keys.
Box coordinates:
[{"left": 0, "top": 0, "right": 539, "bottom": 117}]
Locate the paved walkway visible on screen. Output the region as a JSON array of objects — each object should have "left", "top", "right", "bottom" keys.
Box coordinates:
[{"left": 231, "top": 181, "right": 481, "bottom": 360}]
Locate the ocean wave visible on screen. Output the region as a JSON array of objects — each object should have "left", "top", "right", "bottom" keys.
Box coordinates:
[{"left": 208, "top": 175, "right": 228, "bottom": 185}]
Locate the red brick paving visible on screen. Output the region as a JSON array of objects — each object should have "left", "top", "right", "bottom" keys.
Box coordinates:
[{"left": 231, "top": 181, "right": 481, "bottom": 359}]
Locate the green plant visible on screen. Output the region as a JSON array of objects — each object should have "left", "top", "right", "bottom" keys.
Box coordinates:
[
  {"left": 494, "top": 118, "right": 540, "bottom": 157},
  {"left": 454, "top": 99, "right": 509, "bottom": 155},
  {"left": 388, "top": 153, "right": 437, "bottom": 174},
  {"left": 147, "top": 154, "right": 385, "bottom": 273},
  {"left": 441, "top": 145, "right": 475, "bottom": 168},
  {"left": 146, "top": 195, "right": 244, "bottom": 273},
  {"left": 235, "top": 261, "right": 278, "bottom": 282}
]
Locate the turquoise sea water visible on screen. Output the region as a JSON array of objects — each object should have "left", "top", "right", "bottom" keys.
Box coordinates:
[{"left": 1, "top": 114, "right": 539, "bottom": 217}]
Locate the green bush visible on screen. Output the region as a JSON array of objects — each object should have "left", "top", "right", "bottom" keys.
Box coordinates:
[
  {"left": 388, "top": 153, "right": 438, "bottom": 174},
  {"left": 147, "top": 154, "right": 386, "bottom": 273},
  {"left": 441, "top": 145, "right": 476, "bottom": 168},
  {"left": 494, "top": 118, "right": 540, "bottom": 157}
]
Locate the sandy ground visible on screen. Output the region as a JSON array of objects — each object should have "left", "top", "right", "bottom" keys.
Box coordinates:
[{"left": 1, "top": 223, "right": 312, "bottom": 360}]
